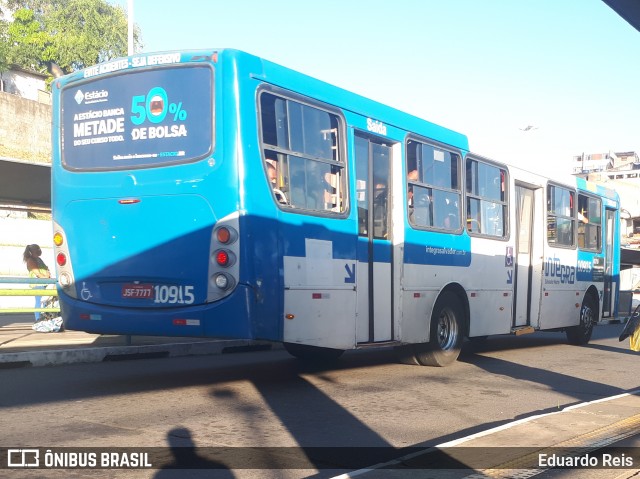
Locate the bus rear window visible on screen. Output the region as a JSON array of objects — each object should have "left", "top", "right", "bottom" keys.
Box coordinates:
[{"left": 61, "top": 66, "right": 213, "bottom": 170}]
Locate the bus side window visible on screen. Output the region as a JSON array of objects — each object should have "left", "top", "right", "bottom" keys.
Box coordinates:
[
  {"left": 259, "top": 92, "right": 346, "bottom": 214},
  {"left": 465, "top": 158, "right": 507, "bottom": 238},
  {"left": 577, "top": 194, "right": 601, "bottom": 251},
  {"left": 547, "top": 185, "right": 575, "bottom": 247},
  {"left": 406, "top": 140, "right": 460, "bottom": 231}
]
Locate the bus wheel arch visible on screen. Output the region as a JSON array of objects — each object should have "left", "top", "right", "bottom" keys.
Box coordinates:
[
  {"left": 415, "top": 287, "right": 467, "bottom": 367},
  {"left": 440, "top": 283, "right": 470, "bottom": 337},
  {"left": 566, "top": 287, "right": 599, "bottom": 345}
]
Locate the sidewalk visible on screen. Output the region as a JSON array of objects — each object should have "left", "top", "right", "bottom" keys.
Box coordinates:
[
  {"left": 341, "top": 391, "right": 640, "bottom": 478},
  {"left": 0, "top": 313, "right": 275, "bottom": 368}
]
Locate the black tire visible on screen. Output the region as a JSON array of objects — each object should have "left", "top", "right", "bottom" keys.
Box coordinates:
[
  {"left": 283, "top": 343, "right": 344, "bottom": 362},
  {"left": 566, "top": 294, "right": 598, "bottom": 345},
  {"left": 468, "top": 335, "right": 488, "bottom": 343},
  {"left": 394, "top": 345, "right": 419, "bottom": 365},
  {"left": 414, "top": 291, "right": 464, "bottom": 367}
]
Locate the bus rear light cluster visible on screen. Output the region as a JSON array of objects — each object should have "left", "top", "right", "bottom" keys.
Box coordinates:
[
  {"left": 208, "top": 220, "right": 240, "bottom": 299},
  {"left": 52, "top": 223, "right": 76, "bottom": 297}
]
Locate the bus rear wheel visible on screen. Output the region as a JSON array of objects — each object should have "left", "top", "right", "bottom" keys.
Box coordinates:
[
  {"left": 283, "top": 343, "right": 344, "bottom": 362},
  {"left": 566, "top": 294, "right": 597, "bottom": 345},
  {"left": 413, "top": 291, "right": 464, "bottom": 367}
]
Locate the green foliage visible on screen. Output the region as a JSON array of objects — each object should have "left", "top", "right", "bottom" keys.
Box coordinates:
[
  {"left": 7, "top": 8, "right": 54, "bottom": 72},
  {"left": 50, "top": 0, "right": 131, "bottom": 71},
  {"left": 2, "top": 0, "right": 142, "bottom": 76},
  {"left": 0, "top": 18, "right": 9, "bottom": 72}
]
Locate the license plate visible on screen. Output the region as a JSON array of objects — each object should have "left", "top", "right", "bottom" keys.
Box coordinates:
[{"left": 121, "top": 284, "right": 154, "bottom": 299}]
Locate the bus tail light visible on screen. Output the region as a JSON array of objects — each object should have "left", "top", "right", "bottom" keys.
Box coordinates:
[
  {"left": 214, "top": 249, "right": 236, "bottom": 267},
  {"left": 53, "top": 231, "right": 64, "bottom": 246},
  {"left": 216, "top": 250, "right": 229, "bottom": 266},
  {"left": 215, "top": 226, "right": 237, "bottom": 244},
  {"left": 213, "top": 273, "right": 234, "bottom": 290},
  {"left": 56, "top": 252, "right": 67, "bottom": 266},
  {"left": 59, "top": 272, "right": 72, "bottom": 287},
  {"left": 217, "top": 228, "right": 231, "bottom": 244},
  {"left": 208, "top": 214, "right": 240, "bottom": 302}
]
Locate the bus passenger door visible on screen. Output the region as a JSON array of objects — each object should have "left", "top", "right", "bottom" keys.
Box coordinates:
[
  {"left": 514, "top": 185, "right": 537, "bottom": 327},
  {"left": 602, "top": 208, "right": 617, "bottom": 318},
  {"left": 355, "top": 133, "right": 393, "bottom": 343}
]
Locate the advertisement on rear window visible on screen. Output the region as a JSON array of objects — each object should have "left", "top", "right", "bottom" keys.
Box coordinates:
[{"left": 61, "top": 66, "right": 213, "bottom": 169}]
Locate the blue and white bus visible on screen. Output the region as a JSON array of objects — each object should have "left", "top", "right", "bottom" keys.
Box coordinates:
[{"left": 51, "top": 49, "right": 620, "bottom": 366}]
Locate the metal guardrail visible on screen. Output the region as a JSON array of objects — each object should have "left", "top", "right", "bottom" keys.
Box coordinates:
[{"left": 0, "top": 277, "right": 60, "bottom": 314}]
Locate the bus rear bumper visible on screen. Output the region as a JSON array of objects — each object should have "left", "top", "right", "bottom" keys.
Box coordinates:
[{"left": 60, "top": 285, "right": 256, "bottom": 339}]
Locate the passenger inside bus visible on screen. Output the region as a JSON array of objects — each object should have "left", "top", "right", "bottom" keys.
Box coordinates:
[
  {"left": 288, "top": 161, "right": 338, "bottom": 211},
  {"left": 265, "top": 159, "right": 288, "bottom": 204},
  {"left": 407, "top": 168, "right": 434, "bottom": 226},
  {"left": 439, "top": 196, "right": 458, "bottom": 229}
]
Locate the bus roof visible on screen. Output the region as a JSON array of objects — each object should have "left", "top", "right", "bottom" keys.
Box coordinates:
[
  {"left": 240, "top": 49, "right": 470, "bottom": 152},
  {"left": 56, "top": 48, "right": 470, "bottom": 153}
]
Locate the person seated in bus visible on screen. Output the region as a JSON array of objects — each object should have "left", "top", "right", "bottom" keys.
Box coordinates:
[
  {"left": 290, "top": 163, "right": 340, "bottom": 211},
  {"left": 407, "top": 169, "right": 419, "bottom": 223},
  {"left": 438, "top": 195, "right": 459, "bottom": 230},
  {"left": 408, "top": 170, "right": 438, "bottom": 227},
  {"left": 266, "top": 160, "right": 287, "bottom": 204},
  {"left": 442, "top": 203, "right": 457, "bottom": 229}
]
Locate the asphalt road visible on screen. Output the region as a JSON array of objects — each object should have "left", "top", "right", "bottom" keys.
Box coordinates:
[{"left": 1, "top": 323, "right": 639, "bottom": 479}]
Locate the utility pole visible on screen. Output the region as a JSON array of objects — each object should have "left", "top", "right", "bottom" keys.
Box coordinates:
[{"left": 127, "top": 0, "right": 134, "bottom": 56}]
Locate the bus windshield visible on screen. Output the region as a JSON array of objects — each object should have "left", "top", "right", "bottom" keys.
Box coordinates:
[{"left": 61, "top": 65, "right": 213, "bottom": 170}]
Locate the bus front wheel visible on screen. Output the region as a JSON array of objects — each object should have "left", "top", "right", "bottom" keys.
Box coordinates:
[
  {"left": 413, "top": 291, "right": 464, "bottom": 367},
  {"left": 283, "top": 343, "right": 344, "bottom": 362},
  {"left": 566, "top": 294, "right": 597, "bottom": 345}
]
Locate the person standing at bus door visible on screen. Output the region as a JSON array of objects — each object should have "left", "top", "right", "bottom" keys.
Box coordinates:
[{"left": 23, "top": 244, "right": 51, "bottom": 321}]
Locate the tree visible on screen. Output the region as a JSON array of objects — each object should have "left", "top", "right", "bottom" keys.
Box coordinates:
[
  {"left": 0, "top": 18, "right": 9, "bottom": 73},
  {"left": 3, "top": 0, "right": 142, "bottom": 77},
  {"left": 6, "top": 8, "right": 54, "bottom": 72}
]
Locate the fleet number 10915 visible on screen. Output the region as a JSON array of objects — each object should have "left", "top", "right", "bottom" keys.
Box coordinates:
[{"left": 154, "top": 285, "right": 195, "bottom": 304}]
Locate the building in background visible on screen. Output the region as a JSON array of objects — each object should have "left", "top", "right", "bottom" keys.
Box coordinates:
[{"left": 0, "top": 66, "right": 50, "bottom": 104}]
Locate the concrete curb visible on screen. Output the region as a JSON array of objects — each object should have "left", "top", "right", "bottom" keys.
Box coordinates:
[{"left": 0, "top": 339, "right": 278, "bottom": 368}]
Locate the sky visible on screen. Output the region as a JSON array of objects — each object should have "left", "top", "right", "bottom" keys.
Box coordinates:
[{"left": 111, "top": 0, "right": 640, "bottom": 179}]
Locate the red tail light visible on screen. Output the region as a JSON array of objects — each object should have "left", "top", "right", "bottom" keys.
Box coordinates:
[
  {"left": 216, "top": 250, "right": 229, "bottom": 266},
  {"left": 56, "top": 253, "right": 67, "bottom": 266}
]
